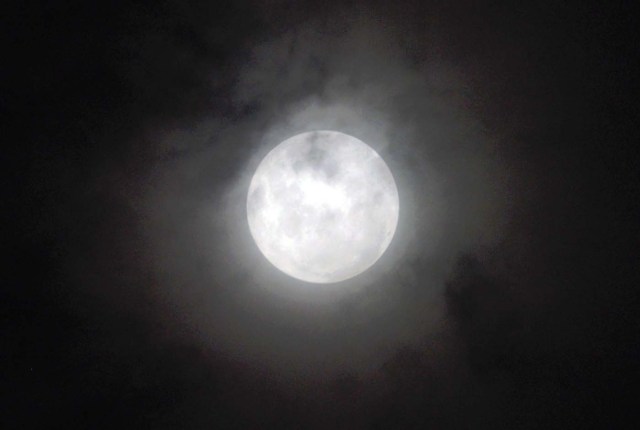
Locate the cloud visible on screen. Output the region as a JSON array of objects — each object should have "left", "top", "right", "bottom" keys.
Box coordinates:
[{"left": 103, "top": 5, "right": 514, "bottom": 380}]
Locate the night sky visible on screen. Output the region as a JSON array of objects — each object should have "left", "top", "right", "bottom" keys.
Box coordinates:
[{"left": 4, "top": 1, "right": 639, "bottom": 428}]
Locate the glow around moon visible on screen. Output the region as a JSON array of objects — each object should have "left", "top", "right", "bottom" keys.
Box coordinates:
[{"left": 247, "top": 130, "right": 399, "bottom": 283}]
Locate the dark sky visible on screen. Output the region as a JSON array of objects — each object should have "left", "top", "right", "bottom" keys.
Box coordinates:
[{"left": 3, "top": 0, "right": 639, "bottom": 428}]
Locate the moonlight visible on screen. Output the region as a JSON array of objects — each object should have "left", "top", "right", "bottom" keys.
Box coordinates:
[{"left": 247, "top": 130, "right": 399, "bottom": 283}]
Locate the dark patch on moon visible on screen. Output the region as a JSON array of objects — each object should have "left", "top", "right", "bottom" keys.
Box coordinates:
[
  {"left": 292, "top": 135, "right": 341, "bottom": 181},
  {"left": 304, "top": 130, "right": 322, "bottom": 146},
  {"left": 306, "top": 136, "right": 341, "bottom": 180},
  {"left": 306, "top": 139, "right": 328, "bottom": 169}
]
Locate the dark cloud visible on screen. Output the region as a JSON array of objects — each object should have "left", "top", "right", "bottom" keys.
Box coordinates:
[{"left": 4, "top": 0, "right": 638, "bottom": 428}]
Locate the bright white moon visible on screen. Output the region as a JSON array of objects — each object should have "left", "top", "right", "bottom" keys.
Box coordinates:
[{"left": 247, "top": 130, "right": 399, "bottom": 283}]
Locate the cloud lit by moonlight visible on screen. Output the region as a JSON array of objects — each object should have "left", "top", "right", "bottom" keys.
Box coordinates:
[{"left": 247, "top": 130, "right": 399, "bottom": 283}]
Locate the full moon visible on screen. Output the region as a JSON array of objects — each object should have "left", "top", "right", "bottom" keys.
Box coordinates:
[{"left": 247, "top": 130, "right": 399, "bottom": 283}]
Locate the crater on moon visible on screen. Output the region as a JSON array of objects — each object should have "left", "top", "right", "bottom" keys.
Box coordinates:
[{"left": 247, "top": 130, "right": 399, "bottom": 283}]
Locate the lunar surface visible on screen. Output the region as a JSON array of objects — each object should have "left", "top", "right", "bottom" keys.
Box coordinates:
[{"left": 247, "top": 130, "right": 399, "bottom": 283}]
